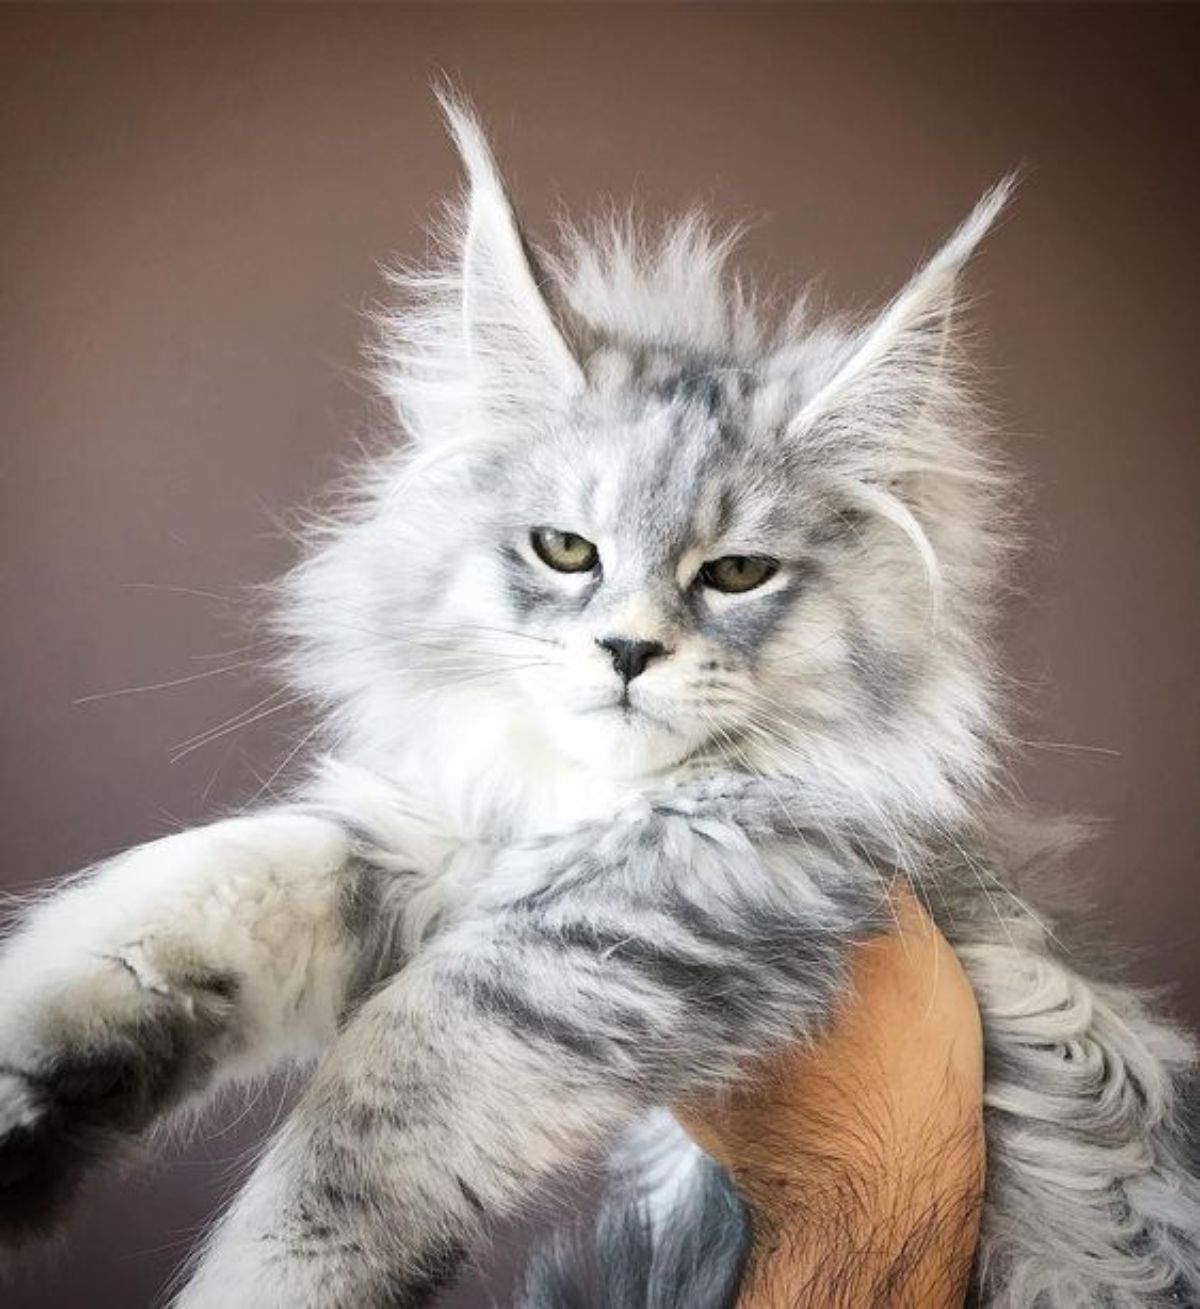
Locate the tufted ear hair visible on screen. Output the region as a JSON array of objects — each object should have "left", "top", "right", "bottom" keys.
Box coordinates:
[
  {"left": 784, "top": 180, "right": 1016, "bottom": 618},
  {"left": 437, "top": 89, "right": 585, "bottom": 425},
  {"left": 787, "top": 179, "right": 1014, "bottom": 479}
]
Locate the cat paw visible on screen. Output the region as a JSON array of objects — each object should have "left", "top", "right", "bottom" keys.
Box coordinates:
[
  {"left": 0, "top": 950, "right": 239, "bottom": 1243},
  {"left": 0, "top": 1065, "right": 86, "bottom": 1241},
  {"left": 0, "top": 1038, "right": 167, "bottom": 1242},
  {"left": 0, "top": 1069, "right": 49, "bottom": 1185}
]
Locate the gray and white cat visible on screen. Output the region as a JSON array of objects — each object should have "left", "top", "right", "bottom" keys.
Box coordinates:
[{"left": 1, "top": 96, "right": 1197, "bottom": 1308}]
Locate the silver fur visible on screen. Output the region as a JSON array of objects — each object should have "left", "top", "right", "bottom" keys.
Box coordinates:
[{"left": 0, "top": 93, "right": 1195, "bottom": 1309}]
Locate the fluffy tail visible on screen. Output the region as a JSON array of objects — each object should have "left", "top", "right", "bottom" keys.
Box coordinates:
[
  {"left": 961, "top": 937, "right": 1200, "bottom": 1307},
  {"left": 516, "top": 1113, "right": 750, "bottom": 1309},
  {"left": 939, "top": 813, "right": 1200, "bottom": 1307}
]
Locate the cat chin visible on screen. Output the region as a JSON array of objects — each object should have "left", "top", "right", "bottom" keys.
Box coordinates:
[{"left": 540, "top": 704, "right": 700, "bottom": 780}]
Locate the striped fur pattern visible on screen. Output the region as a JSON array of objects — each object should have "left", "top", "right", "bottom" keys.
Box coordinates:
[
  {"left": 1, "top": 95, "right": 1196, "bottom": 1306},
  {"left": 519, "top": 825, "right": 1200, "bottom": 1309}
]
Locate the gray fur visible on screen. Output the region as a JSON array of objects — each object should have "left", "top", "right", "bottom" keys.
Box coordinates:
[
  {"left": 519, "top": 1154, "right": 750, "bottom": 1309},
  {"left": 515, "top": 821, "right": 1200, "bottom": 1309},
  {"left": 339, "top": 856, "right": 416, "bottom": 1007}
]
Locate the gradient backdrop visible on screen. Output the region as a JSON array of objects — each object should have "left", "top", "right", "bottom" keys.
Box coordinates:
[{"left": 2, "top": 5, "right": 1198, "bottom": 1306}]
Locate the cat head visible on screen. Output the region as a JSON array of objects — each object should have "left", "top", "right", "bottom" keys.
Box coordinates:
[{"left": 284, "top": 95, "right": 1014, "bottom": 826}]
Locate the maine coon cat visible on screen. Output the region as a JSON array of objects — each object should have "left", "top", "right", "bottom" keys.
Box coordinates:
[{"left": 1, "top": 95, "right": 1197, "bottom": 1308}]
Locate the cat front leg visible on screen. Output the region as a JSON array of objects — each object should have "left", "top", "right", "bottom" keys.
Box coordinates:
[
  {"left": 0, "top": 808, "right": 371, "bottom": 1241},
  {"left": 173, "top": 780, "right": 895, "bottom": 1308}
]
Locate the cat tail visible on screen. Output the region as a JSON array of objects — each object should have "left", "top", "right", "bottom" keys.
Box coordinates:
[
  {"left": 515, "top": 1110, "right": 750, "bottom": 1309},
  {"left": 961, "top": 939, "right": 1200, "bottom": 1308},
  {"left": 934, "top": 811, "right": 1200, "bottom": 1307}
]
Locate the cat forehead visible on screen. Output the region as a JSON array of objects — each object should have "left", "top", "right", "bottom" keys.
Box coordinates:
[{"left": 489, "top": 361, "right": 816, "bottom": 551}]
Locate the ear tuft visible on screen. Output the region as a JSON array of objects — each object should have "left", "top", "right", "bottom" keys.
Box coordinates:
[
  {"left": 435, "top": 84, "right": 509, "bottom": 210},
  {"left": 435, "top": 84, "right": 584, "bottom": 420},
  {"left": 920, "top": 174, "right": 1016, "bottom": 289},
  {"left": 789, "top": 177, "right": 1016, "bottom": 446}
]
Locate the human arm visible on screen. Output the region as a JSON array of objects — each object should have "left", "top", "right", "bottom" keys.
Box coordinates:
[{"left": 679, "top": 886, "right": 985, "bottom": 1308}]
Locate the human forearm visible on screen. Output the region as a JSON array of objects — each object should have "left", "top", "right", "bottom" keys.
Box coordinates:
[
  {"left": 680, "top": 888, "right": 986, "bottom": 1308},
  {"left": 733, "top": 1087, "right": 983, "bottom": 1307}
]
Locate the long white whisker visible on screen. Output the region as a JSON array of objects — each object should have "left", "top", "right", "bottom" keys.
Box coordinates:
[
  {"left": 247, "top": 722, "right": 322, "bottom": 806},
  {"left": 73, "top": 661, "right": 257, "bottom": 705},
  {"left": 170, "top": 692, "right": 304, "bottom": 763},
  {"left": 121, "top": 582, "right": 247, "bottom": 604}
]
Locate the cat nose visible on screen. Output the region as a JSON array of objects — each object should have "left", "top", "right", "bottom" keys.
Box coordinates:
[{"left": 597, "top": 637, "right": 667, "bottom": 684}]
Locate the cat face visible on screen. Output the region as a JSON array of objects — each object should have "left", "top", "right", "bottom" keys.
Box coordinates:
[
  {"left": 284, "top": 100, "right": 1009, "bottom": 813},
  {"left": 421, "top": 361, "right": 893, "bottom": 778}
]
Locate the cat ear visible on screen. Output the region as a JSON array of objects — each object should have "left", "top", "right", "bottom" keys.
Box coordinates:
[
  {"left": 439, "top": 91, "right": 585, "bottom": 421},
  {"left": 787, "top": 179, "right": 1014, "bottom": 475}
]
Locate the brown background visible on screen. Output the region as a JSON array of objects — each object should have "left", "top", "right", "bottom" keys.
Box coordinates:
[{"left": 2, "top": 5, "right": 1198, "bottom": 1306}]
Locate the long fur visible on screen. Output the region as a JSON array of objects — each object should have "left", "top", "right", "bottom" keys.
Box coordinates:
[{"left": 0, "top": 92, "right": 1196, "bottom": 1309}]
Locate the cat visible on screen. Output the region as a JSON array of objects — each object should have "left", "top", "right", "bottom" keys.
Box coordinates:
[{"left": 1, "top": 92, "right": 1197, "bottom": 1309}]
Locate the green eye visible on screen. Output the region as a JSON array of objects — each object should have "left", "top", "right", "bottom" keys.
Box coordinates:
[
  {"left": 699, "top": 555, "right": 779, "bottom": 594},
  {"left": 530, "top": 527, "right": 599, "bottom": 574}
]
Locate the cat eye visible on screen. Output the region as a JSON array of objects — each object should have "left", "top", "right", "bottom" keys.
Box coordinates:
[
  {"left": 699, "top": 555, "right": 779, "bottom": 594},
  {"left": 530, "top": 527, "right": 599, "bottom": 574}
]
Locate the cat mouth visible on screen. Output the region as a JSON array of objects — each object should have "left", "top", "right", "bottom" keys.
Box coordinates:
[{"left": 580, "top": 695, "right": 678, "bottom": 733}]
